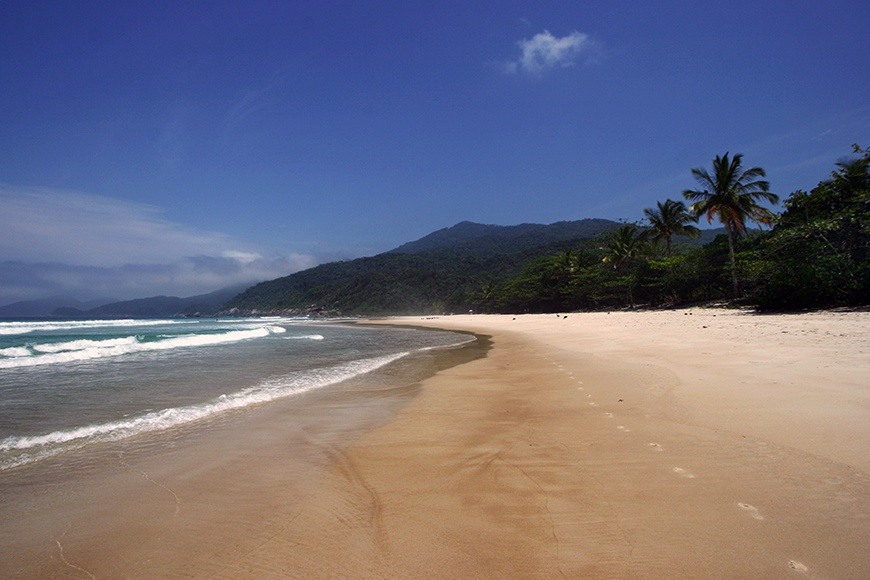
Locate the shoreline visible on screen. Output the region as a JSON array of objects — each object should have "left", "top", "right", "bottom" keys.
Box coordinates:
[
  {"left": 0, "top": 328, "right": 488, "bottom": 577},
  {"left": 269, "top": 310, "right": 869, "bottom": 577},
  {"left": 1, "top": 310, "right": 867, "bottom": 577}
]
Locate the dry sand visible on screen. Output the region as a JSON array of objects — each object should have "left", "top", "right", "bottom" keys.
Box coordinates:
[
  {"left": 257, "top": 309, "right": 869, "bottom": 578},
  {"left": 2, "top": 309, "right": 867, "bottom": 578}
]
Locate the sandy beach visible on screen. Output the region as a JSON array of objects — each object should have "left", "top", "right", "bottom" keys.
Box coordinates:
[
  {"left": 263, "top": 309, "right": 869, "bottom": 577},
  {"left": 1, "top": 309, "right": 867, "bottom": 578}
]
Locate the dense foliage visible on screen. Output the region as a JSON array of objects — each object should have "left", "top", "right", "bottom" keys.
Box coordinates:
[
  {"left": 751, "top": 146, "right": 869, "bottom": 310},
  {"left": 224, "top": 148, "right": 868, "bottom": 315},
  {"left": 223, "top": 229, "right": 628, "bottom": 315}
]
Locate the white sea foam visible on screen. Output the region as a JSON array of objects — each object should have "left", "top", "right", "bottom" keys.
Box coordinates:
[
  {"left": 0, "top": 325, "right": 287, "bottom": 369},
  {"left": 417, "top": 334, "right": 477, "bottom": 352},
  {"left": 284, "top": 334, "right": 325, "bottom": 341},
  {"left": 32, "top": 336, "right": 140, "bottom": 353},
  {"left": 0, "top": 319, "right": 183, "bottom": 335},
  {"left": 0, "top": 351, "right": 408, "bottom": 470},
  {"left": 0, "top": 346, "right": 33, "bottom": 358}
]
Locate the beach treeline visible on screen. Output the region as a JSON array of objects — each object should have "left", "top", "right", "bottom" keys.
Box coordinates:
[{"left": 224, "top": 146, "right": 868, "bottom": 315}]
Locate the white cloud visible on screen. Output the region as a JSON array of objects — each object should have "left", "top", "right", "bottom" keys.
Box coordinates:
[
  {"left": 506, "top": 30, "right": 594, "bottom": 75},
  {"left": 0, "top": 185, "right": 319, "bottom": 304},
  {"left": 0, "top": 185, "right": 232, "bottom": 266},
  {"left": 220, "top": 250, "right": 263, "bottom": 264}
]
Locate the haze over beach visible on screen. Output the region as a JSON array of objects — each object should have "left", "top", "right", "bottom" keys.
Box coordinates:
[{"left": 1, "top": 2, "right": 868, "bottom": 579}]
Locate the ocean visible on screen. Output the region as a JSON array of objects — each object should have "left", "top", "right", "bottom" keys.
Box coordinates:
[{"left": 0, "top": 317, "right": 475, "bottom": 472}]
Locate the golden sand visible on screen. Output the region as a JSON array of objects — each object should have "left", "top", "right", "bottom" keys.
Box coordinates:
[
  {"left": 269, "top": 310, "right": 869, "bottom": 577},
  {"left": 2, "top": 309, "right": 867, "bottom": 577}
]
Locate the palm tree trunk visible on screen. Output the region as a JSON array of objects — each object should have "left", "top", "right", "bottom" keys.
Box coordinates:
[{"left": 725, "top": 226, "right": 739, "bottom": 298}]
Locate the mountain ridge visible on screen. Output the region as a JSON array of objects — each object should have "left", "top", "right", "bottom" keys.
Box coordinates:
[
  {"left": 4, "top": 220, "right": 728, "bottom": 319},
  {"left": 389, "top": 219, "right": 621, "bottom": 255},
  {"left": 223, "top": 219, "right": 629, "bottom": 315},
  {"left": 51, "top": 285, "right": 249, "bottom": 319},
  {"left": 0, "top": 296, "right": 116, "bottom": 319}
]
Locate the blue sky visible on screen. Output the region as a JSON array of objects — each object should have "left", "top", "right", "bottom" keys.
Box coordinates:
[{"left": 1, "top": 1, "right": 868, "bottom": 304}]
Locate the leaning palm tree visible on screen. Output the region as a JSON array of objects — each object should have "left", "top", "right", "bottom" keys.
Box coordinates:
[
  {"left": 643, "top": 199, "right": 700, "bottom": 255},
  {"left": 683, "top": 152, "right": 778, "bottom": 297}
]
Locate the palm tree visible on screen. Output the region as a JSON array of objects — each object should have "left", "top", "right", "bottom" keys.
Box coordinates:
[
  {"left": 602, "top": 224, "right": 648, "bottom": 269},
  {"left": 601, "top": 224, "right": 648, "bottom": 307},
  {"left": 643, "top": 199, "right": 700, "bottom": 255},
  {"left": 683, "top": 152, "right": 778, "bottom": 297},
  {"left": 476, "top": 280, "right": 497, "bottom": 312},
  {"left": 554, "top": 249, "right": 579, "bottom": 276}
]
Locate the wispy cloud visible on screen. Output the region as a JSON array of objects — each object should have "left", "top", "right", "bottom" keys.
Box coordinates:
[
  {"left": 505, "top": 30, "right": 596, "bottom": 75},
  {"left": 223, "top": 85, "right": 275, "bottom": 140},
  {"left": 1, "top": 186, "right": 234, "bottom": 266},
  {"left": 0, "top": 185, "right": 317, "bottom": 304}
]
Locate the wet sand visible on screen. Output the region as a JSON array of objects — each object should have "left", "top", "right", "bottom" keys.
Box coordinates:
[
  {"left": 2, "top": 309, "right": 867, "bottom": 577},
  {"left": 0, "top": 339, "right": 486, "bottom": 578},
  {"left": 263, "top": 310, "right": 869, "bottom": 577}
]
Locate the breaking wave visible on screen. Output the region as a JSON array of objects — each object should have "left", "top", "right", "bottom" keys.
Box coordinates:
[
  {"left": 0, "top": 325, "right": 287, "bottom": 369},
  {"left": 0, "top": 351, "right": 408, "bottom": 470},
  {"left": 0, "top": 319, "right": 183, "bottom": 335}
]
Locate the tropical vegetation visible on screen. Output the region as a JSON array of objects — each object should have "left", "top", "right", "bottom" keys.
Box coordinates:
[
  {"left": 683, "top": 152, "right": 778, "bottom": 297},
  {"left": 223, "top": 147, "right": 869, "bottom": 315},
  {"left": 644, "top": 199, "right": 700, "bottom": 255}
]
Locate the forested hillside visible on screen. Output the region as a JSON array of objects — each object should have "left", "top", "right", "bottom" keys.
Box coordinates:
[
  {"left": 223, "top": 219, "right": 626, "bottom": 315},
  {"left": 224, "top": 147, "right": 868, "bottom": 315},
  {"left": 389, "top": 219, "right": 619, "bottom": 256}
]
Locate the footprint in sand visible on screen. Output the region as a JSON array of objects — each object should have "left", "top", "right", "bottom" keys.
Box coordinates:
[
  {"left": 673, "top": 467, "right": 695, "bottom": 478},
  {"left": 738, "top": 503, "right": 764, "bottom": 520},
  {"left": 604, "top": 412, "right": 613, "bottom": 418},
  {"left": 617, "top": 425, "right": 630, "bottom": 432},
  {"left": 648, "top": 442, "right": 663, "bottom": 451},
  {"left": 788, "top": 560, "right": 808, "bottom": 573},
  {"left": 585, "top": 394, "right": 592, "bottom": 398},
  {"left": 588, "top": 402, "right": 597, "bottom": 407},
  {"left": 577, "top": 387, "right": 584, "bottom": 391}
]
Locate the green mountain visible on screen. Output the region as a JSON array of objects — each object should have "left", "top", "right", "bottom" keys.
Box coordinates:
[
  {"left": 389, "top": 219, "right": 620, "bottom": 256},
  {"left": 223, "top": 219, "right": 623, "bottom": 316},
  {"left": 228, "top": 147, "right": 870, "bottom": 314}
]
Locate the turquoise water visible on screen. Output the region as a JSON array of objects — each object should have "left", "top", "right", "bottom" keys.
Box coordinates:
[{"left": 0, "top": 317, "right": 472, "bottom": 470}]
